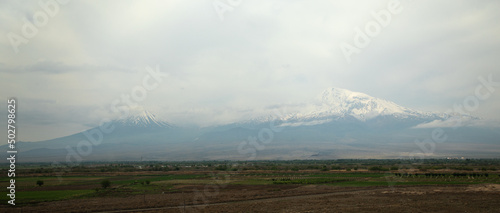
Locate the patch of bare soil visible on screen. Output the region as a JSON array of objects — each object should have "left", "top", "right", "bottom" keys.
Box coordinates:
[
  {"left": 1, "top": 185, "right": 499, "bottom": 212},
  {"left": 466, "top": 184, "right": 500, "bottom": 192}
]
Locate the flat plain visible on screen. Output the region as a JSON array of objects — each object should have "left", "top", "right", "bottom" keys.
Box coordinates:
[{"left": 1, "top": 160, "right": 500, "bottom": 212}]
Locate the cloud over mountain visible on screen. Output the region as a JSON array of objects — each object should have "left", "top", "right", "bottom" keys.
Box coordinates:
[{"left": 3, "top": 87, "right": 498, "bottom": 162}]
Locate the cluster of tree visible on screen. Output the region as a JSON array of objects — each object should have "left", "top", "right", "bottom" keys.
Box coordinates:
[
  {"left": 450, "top": 173, "right": 490, "bottom": 177},
  {"left": 8, "top": 158, "right": 500, "bottom": 174},
  {"left": 394, "top": 173, "right": 492, "bottom": 177},
  {"left": 101, "top": 180, "right": 111, "bottom": 189},
  {"left": 271, "top": 178, "right": 292, "bottom": 182},
  {"left": 369, "top": 166, "right": 390, "bottom": 171},
  {"left": 272, "top": 178, "right": 348, "bottom": 185}
]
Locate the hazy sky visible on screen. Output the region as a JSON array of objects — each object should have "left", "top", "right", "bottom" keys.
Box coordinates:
[{"left": 1, "top": 0, "right": 500, "bottom": 142}]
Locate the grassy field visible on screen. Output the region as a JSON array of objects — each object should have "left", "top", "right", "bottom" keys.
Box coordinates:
[
  {"left": 11, "top": 190, "right": 94, "bottom": 203},
  {"left": 0, "top": 174, "right": 210, "bottom": 204},
  {"left": 2, "top": 171, "right": 499, "bottom": 205},
  {"left": 1, "top": 159, "right": 499, "bottom": 209}
]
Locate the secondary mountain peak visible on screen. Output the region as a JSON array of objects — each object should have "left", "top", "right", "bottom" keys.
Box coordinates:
[{"left": 115, "top": 109, "right": 171, "bottom": 128}]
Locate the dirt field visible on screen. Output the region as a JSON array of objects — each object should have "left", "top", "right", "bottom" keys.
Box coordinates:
[
  {"left": 2, "top": 160, "right": 500, "bottom": 212},
  {"left": 2, "top": 184, "right": 500, "bottom": 212}
]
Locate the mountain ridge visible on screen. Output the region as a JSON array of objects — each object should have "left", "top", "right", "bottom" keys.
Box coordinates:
[
  {"left": 115, "top": 110, "right": 171, "bottom": 128},
  {"left": 252, "top": 87, "right": 447, "bottom": 128},
  {"left": 3, "top": 87, "right": 498, "bottom": 162}
]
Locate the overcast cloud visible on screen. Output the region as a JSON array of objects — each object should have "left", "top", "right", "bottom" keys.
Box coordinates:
[{"left": 1, "top": 0, "right": 500, "bottom": 142}]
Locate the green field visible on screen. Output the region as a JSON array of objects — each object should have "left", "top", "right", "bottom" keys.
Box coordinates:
[
  {"left": 0, "top": 174, "right": 208, "bottom": 204},
  {"left": 1, "top": 159, "right": 499, "bottom": 206}
]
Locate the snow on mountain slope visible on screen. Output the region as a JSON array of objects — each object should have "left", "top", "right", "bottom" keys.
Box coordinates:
[
  {"left": 314, "top": 88, "right": 431, "bottom": 120},
  {"left": 115, "top": 110, "right": 171, "bottom": 128},
  {"left": 277, "top": 88, "right": 445, "bottom": 126},
  {"left": 111, "top": 88, "right": 465, "bottom": 129}
]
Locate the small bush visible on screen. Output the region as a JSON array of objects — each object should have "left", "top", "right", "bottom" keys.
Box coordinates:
[
  {"left": 369, "top": 166, "right": 389, "bottom": 172},
  {"left": 101, "top": 180, "right": 111, "bottom": 189}
]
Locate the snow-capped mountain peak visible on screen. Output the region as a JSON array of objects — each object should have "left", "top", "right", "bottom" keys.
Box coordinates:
[
  {"left": 247, "top": 87, "right": 443, "bottom": 126},
  {"left": 281, "top": 87, "right": 443, "bottom": 124},
  {"left": 116, "top": 110, "right": 170, "bottom": 128},
  {"left": 319, "top": 87, "right": 415, "bottom": 118}
]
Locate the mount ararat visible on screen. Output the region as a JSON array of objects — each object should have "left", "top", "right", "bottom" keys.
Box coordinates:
[{"left": 3, "top": 88, "right": 499, "bottom": 162}]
